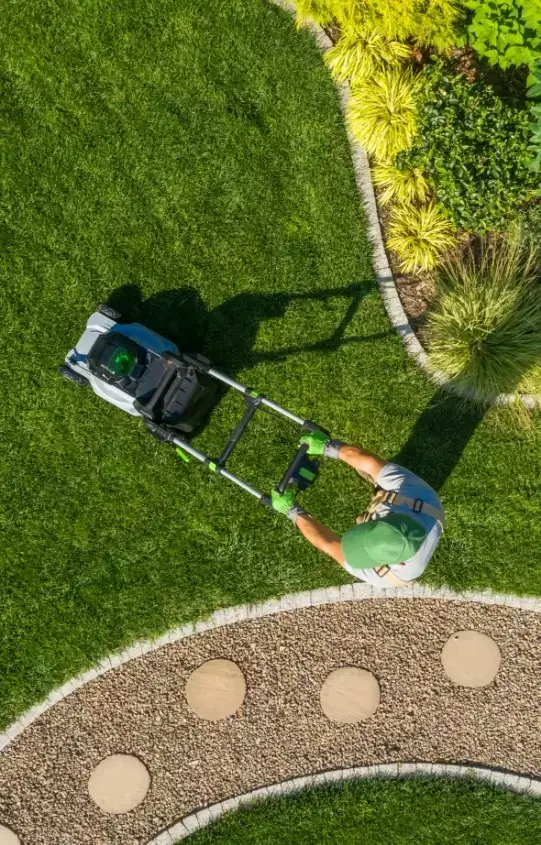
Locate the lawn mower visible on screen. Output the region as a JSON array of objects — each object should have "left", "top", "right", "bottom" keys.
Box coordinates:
[{"left": 59, "top": 305, "right": 322, "bottom": 506}]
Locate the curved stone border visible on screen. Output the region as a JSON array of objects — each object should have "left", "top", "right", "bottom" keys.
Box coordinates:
[
  {"left": 1, "top": 583, "right": 539, "bottom": 754},
  {"left": 147, "top": 762, "right": 540, "bottom": 844},
  {"left": 270, "top": 0, "right": 540, "bottom": 410}
]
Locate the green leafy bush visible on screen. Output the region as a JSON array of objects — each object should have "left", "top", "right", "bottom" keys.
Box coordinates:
[
  {"left": 519, "top": 200, "right": 541, "bottom": 235},
  {"left": 527, "top": 60, "right": 541, "bottom": 173},
  {"left": 398, "top": 61, "right": 537, "bottom": 231},
  {"left": 427, "top": 234, "right": 541, "bottom": 401},
  {"left": 464, "top": 0, "right": 541, "bottom": 70}
]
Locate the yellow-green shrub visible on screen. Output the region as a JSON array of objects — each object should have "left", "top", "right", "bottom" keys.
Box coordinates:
[
  {"left": 387, "top": 202, "right": 455, "bottom": 273},
  {"left": 297, "top": 0, "right": 461, "bottom": 53},
  {"left": 325, "top": 28, "right": 411, "bottom": 83},
  {"left": 373, "top": 162, "right": 430, "bottom": 206},
  {"left": 294, "top": 0, "right": 337, "bottom": 26},
  {"left": 347, "top": 68, "right": 418, "bottom": 162}
]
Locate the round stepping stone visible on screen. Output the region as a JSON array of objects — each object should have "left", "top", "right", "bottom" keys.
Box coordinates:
[
  {"left": 186, "top": 658, "right": 246, "bottom": 721},
  {"left": 320, "top": 667, "right": 380, "bottom": 723},
  {"left": 441, "top": 630, "right": 501, "bottom": 688},
  {"left": 88, "top": 754, "right": 150, "bottom": 814},
  {"left": 0, "top": 826, "right": 21, "bottom": 845}
]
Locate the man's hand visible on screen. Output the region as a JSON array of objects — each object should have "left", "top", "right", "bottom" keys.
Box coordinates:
[
  {"left": 271, "top": 488, "right": 307, "bottom": 524},
  {"left": 300, "top": 430, "right": 330, "bottom": 456},
  {"left": 300, "top": 430, "right": 343, "bottom": 460}
]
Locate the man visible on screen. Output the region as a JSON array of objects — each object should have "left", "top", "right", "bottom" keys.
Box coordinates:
[{"left": 271, "top": 431, "right": 445, "bottom": 588}]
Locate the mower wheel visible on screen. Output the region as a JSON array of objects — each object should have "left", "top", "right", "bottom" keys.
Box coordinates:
[
  {"left": 58, "top": 365, "right": 89, "bottom": 386},
  {"left": 97, "top": 303, "right": 122, "bottom": 322}
]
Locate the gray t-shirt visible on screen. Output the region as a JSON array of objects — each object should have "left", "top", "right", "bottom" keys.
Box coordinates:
[{"left": 343, "top": 462, "right": 444, "bottom": 587}]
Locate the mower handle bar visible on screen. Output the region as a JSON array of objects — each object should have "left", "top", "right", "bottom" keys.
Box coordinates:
[
  {"left": 171, "top": 436, "right": 264, "bottom": 500},
  {"left": 276, "top": 442, "right": 310, "bottom": 495},
  {"left": 185, "top": 359, "right": 313, "bottom": 428},
  {"left": 174, "top": 360, "right": 322, "bottom": 505}
]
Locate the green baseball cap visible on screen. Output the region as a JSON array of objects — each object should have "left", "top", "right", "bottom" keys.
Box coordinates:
[{"left": 342, "top": 513, "right": 427, "bottom": 570}]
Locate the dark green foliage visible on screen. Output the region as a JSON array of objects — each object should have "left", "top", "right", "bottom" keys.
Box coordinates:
[
  {"left": 398, "top": 60, "right": 537, "bottom": 231},
  {"left": 519, "top": 200, "right": 541, "bottom": 233},
  {"left": 527, "top": 60, "right": 541, "bottom": 174},
  {"left": 188, "top": 777, "right": 541, "bottom": 845},
  {"left": 463, "top": 0, "right": 541, "bottom": 71}
]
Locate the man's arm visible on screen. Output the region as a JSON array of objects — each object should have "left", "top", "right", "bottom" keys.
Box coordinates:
[
  {"left": 335, "top": 444, "right": 387, "bottom": 485},
  {"left": 296, "top": 514, "right": 346, "bottom": 567},
  {"left": 299, "top": 432, "right": 386, "bottom": 484}
]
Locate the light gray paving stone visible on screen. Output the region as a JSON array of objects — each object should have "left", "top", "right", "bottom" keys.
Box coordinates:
[
  {"left": 150, "top": 829, "right": 175, "bottom": 845},
  {"left": 207, "top": 803, "right": 224, "bottom": 821},
  {"left": 210, "top": 610, "right": 230, "bottom": 628},
  {"left": 527, "top": 779, "right": 541, "bottom": 797},
  {"left": 195, "top": 807, "right": 214, "bottom": 827},
  {"left": 76, "top": 666, "right": 101, "bottom": 684},
  {"left": 181, "top": 813, "right": 200, "bottom": 833},
  {"left": 320, "top": 769, "right": 345, "bottom": 784},
  {"left": 278, "top": 593, "right": 303, "bottom": 612},
  {"left": 338, "top": 583, "right": 355, "bottom": 602},
  {"left": 194, "top": 619, "right": 214, "bottom": 635},
  {"left": 310, "top": 588, "right": 330, "bottom": 605},
  {"left": 397, "top": 763, "right": 420, "bottom": 777},
  {"left": 322, "top": 586, "right": 342, "bottom": 605},
  {"left": 220, "top": 797, "right": 241, "bottom": 814},
  {"left": 351, "top": 582, "right": 372, "bottom": 600},
  {"left": 108, "top": 652, "right": 126, "bottom": 669},
  {"left": 45, "top": 686, "right": 67, "bottom": 706},
  {"left": 376, "top": 763, "right": 400, "bottom": 778}
]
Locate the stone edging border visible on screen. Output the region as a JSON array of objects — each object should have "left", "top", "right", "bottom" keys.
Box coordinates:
[
  {"left": 2, "top": 583, "right": 539, "bottom": 754},
  {"left": 270, "top": 0, "right": 540, "bottom": 410},
  {"left": 146, "top": 762, "right": 541, "bottom": 844}
]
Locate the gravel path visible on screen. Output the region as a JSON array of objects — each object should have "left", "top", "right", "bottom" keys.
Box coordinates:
[{"left": 0, "top": 599, "right": 539, "bottom": 844}]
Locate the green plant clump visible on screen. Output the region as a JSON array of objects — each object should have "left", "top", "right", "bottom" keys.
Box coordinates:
[
  {"left": 427, "top": 234, "right": 541, "bottom": 401},
  {"left": 296, "top": 0, "right": 462, "bottom": 51},
  {"left": 464, "top": 0, "right": 541, "bottom": 71},
  {"left": 398, "top": 61, "right": 538, "bottom": 232},
  {"left": 527, "top": 59, "right": 541, "bottom": 174},
  {"left": 325, "top": 29, "right": 411, "bottom": 84},
  {"left": 387, "top": 202, "right": 455, "bottom": 272},
  {"left": 372, "top": 161, "right": 430, "bottom": 206},
  {"left": 348, "top": 67, "right": 419, "bottom": 162}
]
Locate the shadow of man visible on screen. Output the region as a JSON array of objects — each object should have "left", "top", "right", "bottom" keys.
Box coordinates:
[{"left": 393, "top": 389, "right": 485, "bottom": 494}]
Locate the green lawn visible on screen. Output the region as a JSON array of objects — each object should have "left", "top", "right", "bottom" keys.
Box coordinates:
[
  {"left": 1, "top": 0, "right": 540, "bottom": 727},
  {"left": 185, "top": 777, "right": 541, "bottom": 845}
]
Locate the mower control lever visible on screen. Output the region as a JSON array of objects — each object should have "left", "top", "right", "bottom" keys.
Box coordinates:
[{"left": 276, "top": 443, "right": 310, "bottom": 495}]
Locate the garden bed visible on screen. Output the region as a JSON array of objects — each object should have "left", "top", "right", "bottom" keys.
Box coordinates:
[{"left": 303, "top": 0, "right": 541, "bottom": 404}]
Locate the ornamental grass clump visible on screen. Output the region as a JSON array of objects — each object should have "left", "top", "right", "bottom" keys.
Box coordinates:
[
  {"left": 325, "top": 29, "right": 411, "bottom": 84},
  {"left": 427, "top": 235, "right": 541, "bottom": 402},
  {"left": 387, "top": 202, "right": 455, "bottom": 272},
  {"left": 347, "top": 68, "right": 418, "bottom": 162},
  {"left": 373, "top": 161, "right": 430, "bottom": 206}
]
